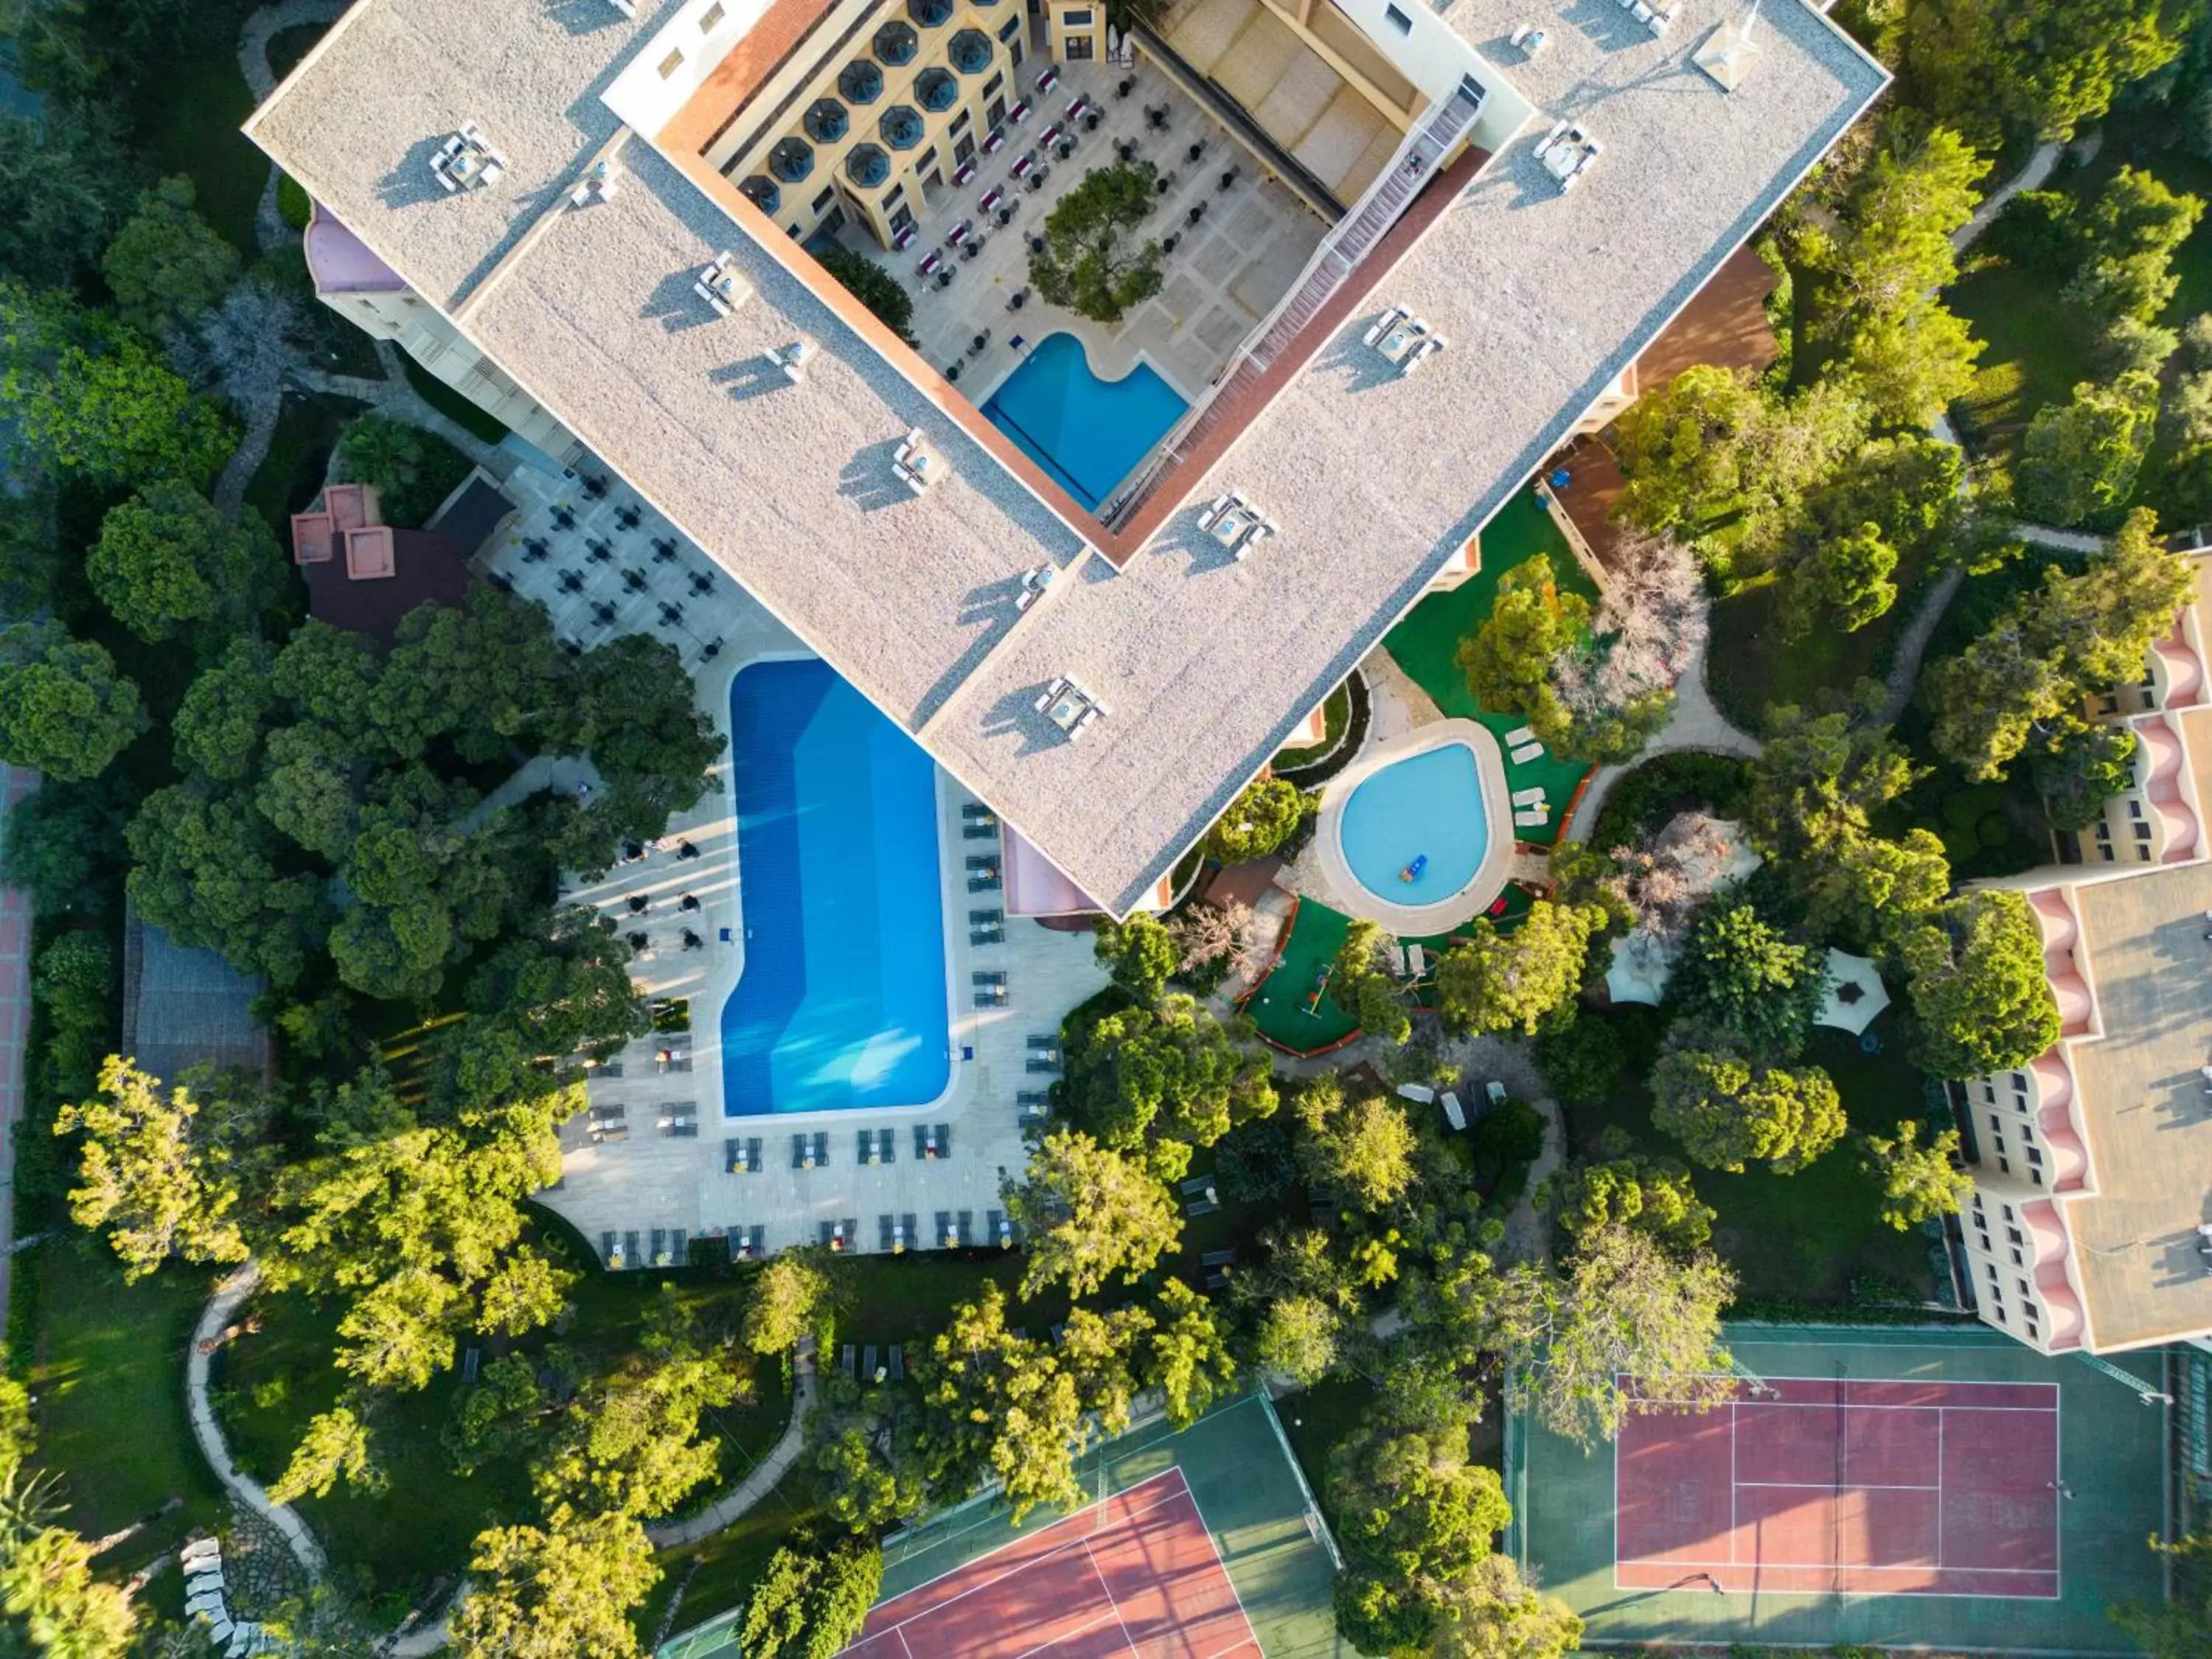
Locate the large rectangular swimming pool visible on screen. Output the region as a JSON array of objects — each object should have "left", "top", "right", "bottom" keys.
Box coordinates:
[{"left": 720, "top": 659, "right": 951, "bottom": 1115}]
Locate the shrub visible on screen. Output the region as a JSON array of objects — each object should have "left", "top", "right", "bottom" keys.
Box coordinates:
[
  {"left": 330, "top": 412, "right": 473, "bottom": 526},
  {"left": 277, "top": 173, "right": 313, "bottom": 232},
  {"left": 813, "top": 244, "right": 914, "bottom": 343}
]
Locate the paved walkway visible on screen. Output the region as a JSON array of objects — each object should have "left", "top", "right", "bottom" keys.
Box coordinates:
[
  {"left": 186, "top": 1262, "right": 327, "bottom": 1579},
  {"left": 1954, "top": 140, "right": 2063, "bottom": 252},
  {"left": 646, "top": 1338, "right": 818, "bottom": 1550},
  {"left": 1562, "top": 636, "right": 1760, "bottom": 844},
  {"left": 0, "top": 765, "right": 34, "bottom": 1326}
]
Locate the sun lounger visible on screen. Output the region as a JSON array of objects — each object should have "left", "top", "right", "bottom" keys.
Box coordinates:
[
  {"left": 1511, "top": 786, "right": 1546, "bottom": 807},
  {"left": 1511, "top": 742, "right": 1545, "bottom": 765},
  {"left": 864, "top": 1345, "right": 880, "bottom": 1382},
  {"left": 1503, "top": 725, "right": 1536, "bottom": 745},
  {"left": 841, "top": 1344, "right": 856, "bottom": 1380},
  {"left": 888, "top": 1343, "right": 905, "bottom": 1381},
  {"left": 1441, "top": 1091, "right": 1467, "bottom": 1131},
  {"left": 971, "top": 907, "right": 1004, "bottom": 925},
  {"left": 1205, "top": 1268, "right": 1230, "bottom": 1290},
  {"left": 968, "top": 875, "right": 1000, "bottom": 893},
  {"left": 1200, "top": 1248, "right": 1238, "bottom": 1267},
  {"left": 1186, "top": 1197, "right": 1220, "bottom": 1217},
  {"left": 1408, "top": 943, "right": 1427, "bottom": 976},
  {"left": 1514, "top": 808, "right": 1548, "bottom": 830}
]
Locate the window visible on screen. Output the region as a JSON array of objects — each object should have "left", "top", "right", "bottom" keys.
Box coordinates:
[
  {"left": 2006, "top": 1226, "right": 2023, "bottom": 1245},
  {"left": 883, "top": 183, "right": 904, "bottom": 208},
  {"left": 1061, "top": 6, "right": 1093, "bottom": 20},
  {"left": 2027, "top": 1147, "right": 2043, "bottom": 1166},
  {"left": 999, "top": 13, "right": 1023, "bottom": 37},
  {"left": 1992, "top": 1135, "right": 2006, "bottom": 1153},
  {"left": 888, "top": 203, "right": 914, "bottom": 234},
  {"left": 1994, "top": 1305, "right": 2007, "bottom": 1324},
  {"left": 951, "top": 111, "right": 971, "bottom": 135},
  {"left": 699, "top": 1, "right": 725, "bottom": 27},
  {"left": 2011, "top": 1248, "right": 2023, "bottom": 1265},
  {"left": 984, "top": 71, "right": 1004, "bottom": 97},
  {"left": 1384, "top": 1, "right": 1412, "bottom": 32},
  {"left": 2099, "top": 694, "right": 2121, "bottom": 714},
  {"left": 2027, "top": 1321, "right": 2039, "bottom": 1340},
  {"left": 2031, "top": 1169, "right": 2044, "bottom": 1186},
  {"left": 811, "top": 184, "right": 835, "bottom": 212},
  {"left": 658, "top": 46, "right": 686, "bottom": 76},
  {"left": 2101, "top": 844, "right": 2117, "bottom": 861},
  {"left": 1983, "top": 1085, "right": 1997, "bottom": 1103},
  {"left": 917, "top": 147, "right": 939, "bottom": 174},
  {"left": 2130, "top": 799, "right": 2146, "bottom": 818},
  {"left": 2140, "top": 844, "right": 2153, "bottom": 860},
  {"left": 1061, "top": 32, "right": 1090, "bottom": 57},
  {"left": 2137, "top": 821, "right": 2154, "bottom": 840},
  {"left": 953, "top": 133, "right": 975, "bottom": 164},
  {"left": 1988, "top": 1113, "right": 2002, "bottom": 1131},
  {"left": 1986, "top": 1262, "right": 1998, "bottom": 1281},
  {"left": 1998, "top": 1155, "right": 2011, "bottom": 1173},
  {"left": 2019, "top": 1279, "right": 2031, "bottom": 1297},
  {"left": 2003, "top": 1204, "right": 2016, "bottom": 1220}
]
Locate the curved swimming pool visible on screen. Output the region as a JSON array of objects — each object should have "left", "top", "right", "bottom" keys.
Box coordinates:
[
  {"left": 1338, "top": 742, "right": 1489, "bottom": 906},
  {"left": 981, "top": 333, "right": 1188, "bottom": 509},
  {"left": 720, "top": 659, "right": 950, "bottom": 1115}
]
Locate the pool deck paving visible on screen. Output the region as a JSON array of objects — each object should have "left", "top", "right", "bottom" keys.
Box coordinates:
[
  {"left": 836, "top": 48, "right": 1328, "bottom": 414},
  {"left": 481, "top": 463, "right": 1113, "bottom": 1263}
]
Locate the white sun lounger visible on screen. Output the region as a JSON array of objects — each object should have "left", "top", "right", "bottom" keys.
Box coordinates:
[
  {"left": 1514, "top": 808, "right": 1548, "bottom": 830},
  {"left": 1504, "top": 725, "right": 1536, "bottom": 745},
  {"left": 1511, "top": 786, "right": 1546, "bottom": 807},
  {"left": 1440, "top": 1091, "right": 1467, "bottom": 1131},
  {"left": 1510, "top": 741, "right": 1545, "bottom": 765},
  {"left": 1407, "top": 942, "right": 1427, "bottom": 976}
]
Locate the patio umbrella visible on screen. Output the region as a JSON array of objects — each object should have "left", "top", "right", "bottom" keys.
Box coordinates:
[
  {"left": 1603, "top": 932, "right": 1672, "bottom": 1008},
  {"left": 1816, "top": 948, "right": 1891, "bottom": 1035}
]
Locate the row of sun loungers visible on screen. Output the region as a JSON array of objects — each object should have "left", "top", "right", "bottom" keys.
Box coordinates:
[
  {"left": 841, "top": 1343, "right": 908, "bottom": 1383},
  {"left": 599, "top": 1228, "right": 689, "bottom": 1268}
]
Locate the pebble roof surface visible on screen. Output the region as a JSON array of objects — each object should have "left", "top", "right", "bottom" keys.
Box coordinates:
[{"left": 248, "top": 0, "right": 1883, "bottom": 914}]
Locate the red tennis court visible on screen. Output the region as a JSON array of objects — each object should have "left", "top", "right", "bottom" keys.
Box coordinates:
[
  {"left": 1615, "top": 1377, "right": 2061, "bottom": 1598},
  {"left": 840, "top": 1469, "right": 1260, "bottom": 1658}
]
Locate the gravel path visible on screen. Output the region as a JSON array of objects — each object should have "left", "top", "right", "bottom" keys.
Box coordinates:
[
  {"left": 646, "top": 1338, "right": 818, "bottom": 1550},
  {"left": 186, "top": 1262, "right": 327, "bottom": 1580}
]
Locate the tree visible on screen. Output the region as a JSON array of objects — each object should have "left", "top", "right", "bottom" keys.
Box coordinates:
[
  {"left": 1652, "top": 1048, "right": 1846, "bottom": 1175},
  {"left": 1903, "top": 0, "right": 2183, "bottom": 142},
  {"left": 1329, "top": 1418, "right": 1512, "bottom": 1652},
  {"left": 742, "top": 1253, "right": 836, "bottom": 1356},
  {"left": 1435, "top": 902, "right": 1604, "bottom": 1036},
  {"left": 1294, "top": 1077, "right": 1416, "bottom": 1211},
  {"left": 1546, "top": 532, "right": 1705, "bottom": 762},
  {"left": 0, "top": 1523, "right": 136, "bottom": 1659},
  {"left": 1204, "top": 775, "right": 1305, "bottom": 863},
  {"left": 534, "top": 1290, "right": 744, "bottom": 1520},
  {"left": 1253, "top": 1293, "right": 1341, "bottom": 1386},
  {"left": 126, "top": 786, "right": 328, "bottom": 987},
  {"left": 1810, "top": 127, "right": 1987, "bottom": 427},
  {"left": 2034, "top": 723, "right": 2140, "bottom": 832},
  {"left": 1489, "top": 1220, "right": 1736, "bottom": 1446},
  {"left": 331, "top": 412, "right": 472, "bottom": 527},
  {"left": 175, "top": 275, "right": 310, "bottom": 423},
  {"left": 1899, "top": 892, "right": 2062, "bottom": 1078},
  {"left": 577, "top": 632, "right": 723, "bottom": 832},
  {"left": 1028, "top": 161, "right": 1164, "bottom": 323},
  {"left": 1426, "top": 1554, "right": 1583, "bottom": 1659},
  {"left": 1801, "top": 827, "right": 1952, "bottom": 947},
  {"left": 1612, "top": 366, "right": 1769, "bottom": 536},
  {"left": 1003, "top": 1130, "right": 1179, "bottom": 1298},
  {"left": 1531, "top": 1010, "right": 1626, "bottom": 1106},
  {"left": 174, "top": 637, "right": 277, "bottom": 782},
  {"left": 2014, "top": 372, "right": 2160, "bottom": 528},
  {"left": 2065, "top": 166, "right": 2203, "bottom": 323},
  {"left": 740, "top": 1534, "right": 883, "bottom": 1659},
  {"left": 1458, "top": 556, "right": 1589, "bottom": 727},
  {"left": 100, "top": 175, "right": 238, "bottom": 333},
  {"left": 0, "top": 773, "right": 137, "bottom": 920},
  {"left": 1927, "top": 510, "right": 2194, "bottom": 779},
  {"left": 1747, "top": 689, "right": 1921, "bottom": 860},
  {"left": 813, "top": 244, "right": 914, "bottom": 343},
  {"left": 1783, "top": 520, "right": 1897, "bottom": 633},
  {"left": 55, "top": 1058, "right": 263, "bottom": 1281},
  {"left": 816, "top": 1425, "right": 925, "bottom": 1530},
  {"left": 451, "top": 1509, "right": 658, "bottom": 1659},
  {"left": 0, "top": 284, "right": 233, "bottom": 488},
  {"left": 1144, "top": 1280, "right": 1236, "bottom": 1429},
  {"left": 1539, "top": 1135, "right": 1714, "bottom": 1252},
  {"left": 1332, "top": 919, "right": 1410, "bottom": 1045},
  {"left": 1060, "top": 992, "right": 1276, "bottom": 1164},
  {"left": 0, "top": 623, "right": 143, "bottom": 779},
  {"left": 916, "top": 1283, "right": 1084, "bottom": 1520},
  {"left": 1093, "top": 913, "right": 1178, "bottom": 1002},
  {"left": 1861, "top": 1119, "right": 1971, "bottom": 1231},
  {"left": 269, "top": 1405, "right": 383, "bottom": 1504},
  {"left": 1166, "top": 899, "right": 1267, "bottom": 982},
  {"left": 1665, "top": 900, "right": 1824, "bottom": 1060},
  {"left": 0, "top": 105, "right": 130, "bottom": 291}
]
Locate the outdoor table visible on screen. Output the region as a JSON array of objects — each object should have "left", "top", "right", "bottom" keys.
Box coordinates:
[
  {"left": 1035, "top": 65, "right": 1060, "bottom": 94},
  {"left": 1010, "top": 153, "right": 1033, "bottom": 178},
  {"left": 982, "top": 126, "right": 1006, "bottom": 153},
  {"left": 953, "top": 159, "right": 976, "bottom": 185},
  {"left": 1040, "top": 123, "right": 1062, "bottom": 147},
  {"left": 1008, "top": 98, "right": 1031, "bottom": 122},
  {"left": 946, "top": 219, "right": 972, "bottom": 245},
  {"left": 979, "top": 186, "right": 1004, "bottom": 212},
  {"left": 917, "top": 250, "right": 942, "bottom": 276}
]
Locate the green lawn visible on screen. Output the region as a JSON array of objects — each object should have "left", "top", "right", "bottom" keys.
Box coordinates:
[
  {"left": 1276, "top": 1375, "right": 1377, "bottom": 1499},
  {"left": 136, "top": 1, "right": 265, "bottom": 258},
  {"left": 1564, "top": 1011, "right": 1940, "bottom": 1305},
  {"left": 17, "top": 1243, "right": 223, "bottom": 1557},
  {"left": 1243, "top": 897, "right": 1361, "bottom": 1054},
  {"left": 1381, "top": 490, "right": 1599, "bottom": 844},
  {"left": 1704, "top": 546, "right": 1933, "bottom": 737}
]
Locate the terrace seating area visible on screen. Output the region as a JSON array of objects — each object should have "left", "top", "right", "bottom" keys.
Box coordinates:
[{"left": 830, "top": 46, "right": 1324, "bottom": 413}]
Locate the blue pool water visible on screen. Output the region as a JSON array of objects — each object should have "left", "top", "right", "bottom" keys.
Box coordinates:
[
  {"left": 981, "top": 333, "right": 1189, "bottom": 509},
  {"left": 720, "top": 659, "right": 950, "bottom": 1115},
  {"left": 1339, "top": 743, "right": 1489, "bottom": 905}
]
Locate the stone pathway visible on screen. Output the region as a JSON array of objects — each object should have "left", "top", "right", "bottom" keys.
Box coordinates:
[
  {"left": 0, "top": 766, "right": 34, "bottom": 1346},
  {"left": 186, "top": 1262, "right": 327, "bottom": 1580},
  {"left": 646, "top": 1338, "right": 818, "bottom": 1550},
  {"left": 1563, "top": 635, "right": 1760, "bottom": 844}
]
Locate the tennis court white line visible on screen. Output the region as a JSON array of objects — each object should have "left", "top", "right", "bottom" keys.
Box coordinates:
[
  {"left": 1728, "top": 1480, "right": 1942, "bottom": 1491},
  {"left": 895, "top": 1630, "right": 917, "bottom": 1659},
  {"left": 1178, "top": 1467, "right": 1263, "bottom": 1650},
  {"left": 1006, "top": 1610, "right": 1119, "bottom": 1659},
  {"left": 1621, "top": 1554, "right": 2058, "bottom": 1575},
  {"left": 871, "top": 1468, "right": 1194, "bottom": 1628},
  {"left": 1081, "top": 1539, "right": 1139, "bottom": 1655},
  {"left": 1730, "top": 1400, "right": 2059, "bottom": 1414}
]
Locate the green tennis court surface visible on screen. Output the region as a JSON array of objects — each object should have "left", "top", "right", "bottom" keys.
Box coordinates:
[
  {"left": 658, "top": 1392, "right": 1348, "bottom": 1658},
  {"left": 1508, "top": 1324, "right": 2168, "bottom": 1653}
]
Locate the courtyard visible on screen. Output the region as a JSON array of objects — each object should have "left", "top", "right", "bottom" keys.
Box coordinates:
[{"left": 830, "top": 45, "right": 1329, "bottom": 421}]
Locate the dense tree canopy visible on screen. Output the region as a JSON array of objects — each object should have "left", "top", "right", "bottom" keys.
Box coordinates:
[
  {"left": 451, "top": 1509, "right": 658, "bottom": 1659},
  {"left": 1435, "top": 902, "right": 1605, "bottom": 1036},
  {"left": 740, "top": 1534, "right": 883, "bottom": 1659},
  {"left": 1204, "top": 775, "right": 1306, "bottom": 863},
  {"left": 1902, "top": 0, "right": 2185, "bottom": 142},
  {"left": 1028, "top": 162, "right": 1164, "bottom": 323},
  {"left": 1004, "top": 1129, "right": 1180, "bottom": 1298},
  {"left": 2014, "top": 371, "right": 2162, "bottom": 527},
  {"left": 1899, "top": 892, "right": 2063, "bottom": 1079},
  {"left": 1664, "top": 900, "right": 1825, "bottom": 1060},
  {"left": 1861, "top": 1119, "right": 1973, "bottom": 1230},
  {"left": 1652, "top": 1047, "right": 1846, "bottom": 1175},
  {"left": 0, "top": 622, "right": 144, "bottom": 780},
  {"left": 100, "top": 174, "right": 238, "bottom": 333},
  {"left": 88, "top": 481, "right": 284, "bottom": 649},
  {"left": 1059, "top": 991, "right": 1276, "bottom": 1172}
]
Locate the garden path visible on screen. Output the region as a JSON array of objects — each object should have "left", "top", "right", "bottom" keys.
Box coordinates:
[
  {"left": 1562, "top": 634, "right": 1760, "bottom": 844},
  {"left": 0, "top": 765, "right": 33, "bottom": 1327},
  {"left": 646, "top": 1338, "right": 818, "bottom": 1549},
  {"left": 185, "top": 1261, "right": 327, "bottom": 1580}
]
